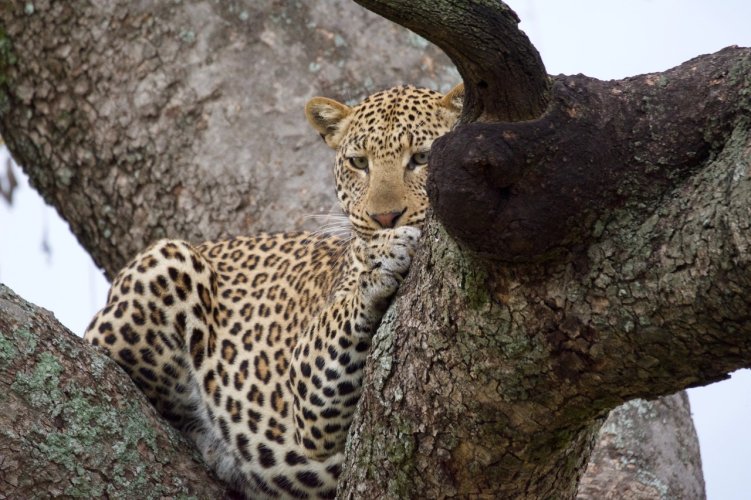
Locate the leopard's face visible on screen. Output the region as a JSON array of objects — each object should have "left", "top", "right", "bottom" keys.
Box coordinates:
[{"left": 306, "top": 84, "right": 463, "bottom": 239}]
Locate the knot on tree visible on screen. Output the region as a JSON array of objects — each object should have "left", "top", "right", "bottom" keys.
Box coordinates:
[
  {"left": 427, "top": 48, "right": 747, "bottom": 262},
  {"left": 427, "top": 78, "right": 605, "bottom": 262}
]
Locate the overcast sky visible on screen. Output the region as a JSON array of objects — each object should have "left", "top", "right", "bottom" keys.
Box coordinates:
[{"left": 0, "top": 1, "right": 750, "bottom": 498}]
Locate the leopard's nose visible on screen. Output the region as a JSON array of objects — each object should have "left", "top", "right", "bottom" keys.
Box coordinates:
[{"left": 369, "top": 208, "right": 406, "bottom": 228}]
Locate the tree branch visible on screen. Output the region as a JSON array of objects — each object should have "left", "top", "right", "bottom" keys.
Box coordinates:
[
  {"left": 429, "top": 47, "right": 751, "bottom": 262},
  {"left": 352, "top": 0, "right": 549, "bottom": 121},
  {"left": 578, "top": 394, "right": 705, "bottom": 499},
  {"left": 0, "top": 285, "right": 228, "bottom": 498},
  {"left": 339, "top": 2, "right": 748, "bottom": 496},
  {"left": 425, "top": 46, "right": 751, "bottom": 402}
]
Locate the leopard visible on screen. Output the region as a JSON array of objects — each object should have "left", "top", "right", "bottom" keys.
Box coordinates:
[{"left": 84, "top": 82, "right": 464, "bottom": 499}]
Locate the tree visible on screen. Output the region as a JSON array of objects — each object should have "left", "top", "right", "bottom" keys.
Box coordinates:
[
  {"left": 1, "top": 0, "right": 740, "bottom": 497},
  {"left": 337, "top": 1, "right": 749, "bottom": 497}
]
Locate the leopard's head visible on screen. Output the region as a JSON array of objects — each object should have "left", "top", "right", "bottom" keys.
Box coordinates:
[{"left": 306, "top": 84, "right": 463, "bottom": 239}]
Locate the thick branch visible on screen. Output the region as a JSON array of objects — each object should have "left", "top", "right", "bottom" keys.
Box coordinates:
[
  {"left": 578, "top": 394, "right": 705, "bottom": 499},
  {"left": 573, "top": 113, "right": 751, "bottom": 402},
  {"left": 423, "top": 46, "right": 751, "bottom": 404},
  {"left": 352, "top": 0, "right": 549, "bottom": 121},
  {"left": 429, "top": 47, "right": 751, "bottom": 261},
  {"left": 0, "top": 285, "right": 228, "bottom": 498}
]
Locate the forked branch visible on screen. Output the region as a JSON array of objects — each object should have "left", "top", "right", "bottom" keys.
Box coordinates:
[{"left": 352, "top": 0, "right": 549, "bottom": 122}]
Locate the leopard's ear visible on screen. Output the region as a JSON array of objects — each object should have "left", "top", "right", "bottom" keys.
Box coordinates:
[
  {"left": 305, "top": 97, "right": 352, "bottom": 149},
  {"left": 439, "top": 83, "right": 465, "bottom": 116}
]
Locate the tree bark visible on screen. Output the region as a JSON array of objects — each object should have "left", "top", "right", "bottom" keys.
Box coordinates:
[
  {"left": 0, "top": 0, "right": 721, "bottom": 498},
  {"left": 352, "top": 0, "right": 549, "bottom": 122},
  {"left": 429, "top": 49, "right": 751, "bottom": 262},
  {"left": 0, "top": 284, "right": 228, "bottom": 498}
]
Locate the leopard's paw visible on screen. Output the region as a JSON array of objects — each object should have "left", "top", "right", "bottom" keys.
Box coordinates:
[
  {"left": 357, "top": 226, "right": 421, "bottom": 313},
  {"left": 365, "top": 226, "right": 421, "bottom": 274}
]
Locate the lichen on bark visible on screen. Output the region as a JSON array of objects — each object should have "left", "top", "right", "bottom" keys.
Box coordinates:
[{"left": 0, "top": 284, "right": 226, "bottom": 499}]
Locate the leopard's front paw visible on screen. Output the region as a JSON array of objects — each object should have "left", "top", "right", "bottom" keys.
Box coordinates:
[{"left": 358, "top": 226, "right": 421, "bottom": 312}]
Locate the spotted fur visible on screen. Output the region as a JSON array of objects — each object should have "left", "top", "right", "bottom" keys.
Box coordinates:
[{"left": 84, "top": 84, "right": 463, "bottom": 499}]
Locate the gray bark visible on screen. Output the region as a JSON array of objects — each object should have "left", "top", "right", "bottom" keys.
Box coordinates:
[
  {"left": 578, "top": 393, "right": 705, "bottom": 500},
  {"left": 0, "top": 0, "right": 710, "bottom": 498}
]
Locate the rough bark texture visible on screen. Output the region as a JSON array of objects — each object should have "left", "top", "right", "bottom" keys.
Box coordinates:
[
  {"left": 339, "top": 2, "right": 740, "bottom": 498},
  {"left": 0, "top": 0, "right": 457, "bottom": 279},
  {"left": 0, "top": 284, "right": 228, "bottom": 499},
  {"left": 0, "top": 0, "right": 719, "bottom": 498},
  {"left": 340, "top": 227, "right": 603, "bottom": 498}
]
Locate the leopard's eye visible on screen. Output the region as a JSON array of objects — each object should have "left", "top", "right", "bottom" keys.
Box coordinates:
[
  {"left": 348, "top": 156, "right": 369, "bottom": 171},
  {"left": 408, "top": 151, "right": 429, "bottom": 170}
]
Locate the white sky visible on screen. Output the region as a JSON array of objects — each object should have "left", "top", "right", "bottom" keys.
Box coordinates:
[{"left": 0, "top": 1, "right": 749, "bottom": 498}]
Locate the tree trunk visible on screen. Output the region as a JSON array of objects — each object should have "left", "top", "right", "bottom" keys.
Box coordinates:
[
  {"left": 0, "top": 284, "right": 228, "bottom": 498},
  {"left": 337, "top": 0, "right": 750, "bottom": 496},
  {"left": 0, "top": 0, "right": 724, "bottom": 498}
]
